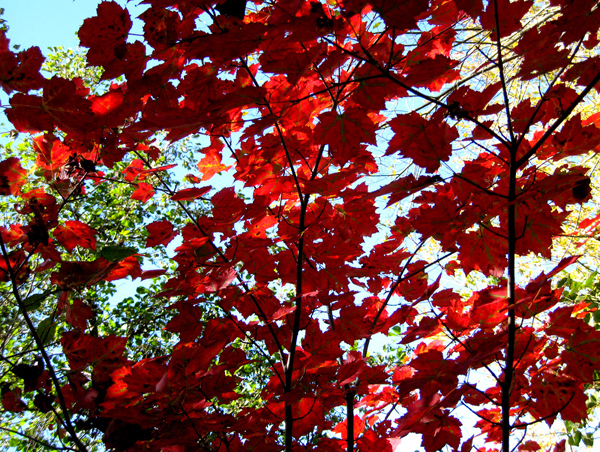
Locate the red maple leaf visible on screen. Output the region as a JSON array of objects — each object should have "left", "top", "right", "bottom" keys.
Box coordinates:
[
  {"left": 369, "top": 0, "right": 429, "bottom": 31},
  {"left": 458, "top": 227, "right": 507, "bottom": 277},
  {"left": 0, "top": 31, "right": 45, "bottom": 94},
  {"left": 105, "top": 255, "right": 142, "bottom": 281},
  {"left": 480, "top": 0, "right": 532, "bottom": 40},
  {"left": 166, "top": 301, "right": 204, "bottom": 342},
  {"left": 32, "top": 134, "right": 71, "bottom": 174},
  {"left": 454, "top": 0, "right": 484, "bottom": 19},
  {"left": 530, "top": 371, "right": 588, "bottom": 423},
  {"left": 78, "top": 1, "right": 132, "bottom": 67},
  {"left": 420, "top": 413, "right": 462, "bottom": 452},
  {"left": 469, "top": 286, "right": 507, "bottom": 330},
  {"left": 387, "top": 112, "right": 457, "bottom": 172},
  {"left": 315, "top": 107, "right": 378, "bottom": 165},
  {"left": 204, "top": 264, "right": 237, "bottom": 292},
  {"left": 170, "top": 186, "right": 210, "bottom": 201},
  {"left": 403, "top": 54, "right": 461, "bottom": 91},
  {"left": 54, "top": 221, "right": 97, "bottom": 252},
  {"left": 197, "top": 138, "right": 231, "bottom": 181},
  {"left": 145, "top": 220, "right": 178, "bottom": 247},
  {"left": 0, "top": 157, "right": 27, "bottom": 196},
  {"left": 1, "top": 389, "right": 26, "bottom": 413},
  {"left": 66, "top": 299, "right": 94, "bottom": 330},
  {"left": 61, "top": 331, "right": 127, "bottom": 371},
  {"left": 131, "top": 182, "right": 155, "bottom": 203}
]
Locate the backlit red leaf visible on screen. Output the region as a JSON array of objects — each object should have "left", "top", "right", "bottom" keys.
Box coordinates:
[
  {"left": 0, "top": 157, "right": 27, "bottom": 196},
  {"left": 78, "top": 1, "right": 132, "bottom": 67},
  {"left": 197, "top": 151, "right": 230, "bottom": 181},
  {"left": 315, "top": 107, "right": 377, "bottom": 165},
  {"left": 387, "top": 112, "right": 457, "bottom": 172},
  {"left": 170, "top": 186, "right": 211, "bottom": 201},
  {"left": 0, "top": 31, "right": 45, "bottom": 94},
  {"left": 66, "top": 299, "right": 94, "bottom": 330},
  {"left": 146, "top": 220, "right": 178, "bottom": 247},
  {"left": 33, "top": 134, "right": 71, "bottom": 173},
  {"left": 131, "top": 182, "right": 155, "bottom": 203},
  {"left": 54, "top": 220, "right": 97, "bottom": 252}
]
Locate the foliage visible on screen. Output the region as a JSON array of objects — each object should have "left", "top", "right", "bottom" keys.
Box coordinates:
[
  {"left": 558, "top": 270, "right": 600, "bottom": 449},
  {"left": 2, "top": 1, "right": 600, "bottom": 452}
]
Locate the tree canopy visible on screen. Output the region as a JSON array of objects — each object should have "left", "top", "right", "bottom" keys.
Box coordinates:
[{"left": 1, "top": 1, "right": 600, "bottom": 451}]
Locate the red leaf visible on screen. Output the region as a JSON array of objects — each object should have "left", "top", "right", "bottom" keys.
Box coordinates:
[
  {"left": 61, "top": 331, "right": 127, "bottom": 371},
  {"left": 454, "top": 0, "right": 484, "bottom": 19},
  {"left": 170, "top": 186, "right": 210, "bottom": 201},
  {"left": 54, "top": 221, "right": 97, "bottom": 252},
  {"left": 387, "top": 112, "right": 457, "bottom": 172},
  {"left": 401, "top": 316, "right": 442, "bottom": 344},
  {"left": 369, "top": 0, "right": 429, "bottom": 30},
  {"left": 105, "top": 255, "right": 142, "bottom": 281},
  {"left": 0, "top": 31, "right": 45, "bottom": 94},
  {"left": 6, "top": 93, "right": 54, "bottom": 133},
  {"left": 212, "top": 187, "right": 245, "bottom": 224},
  {"left": 141, "top": 7, "right": 182, "bottom": 51},
  {"left": 403, "top": 55, "right": 460, "bottom": 91},
  {"left": 1, "top": 389, "right": 26, "bottom": 413},
  {"left": 457, "top": 227, "right": 507, "bottom": 277},
  {"left": 461, "top": 436, "right": 475, "bottom": 452},
  {"left": 446, "top": 82, "right": 503, "bottom": 118},
  {"left": 66, "top": 299, "right": 94, "bottom": 330},
  {"left": 142, "top": 163, "right": 177, "bottom": 174},
  {"left": 145, "top": 220, "right": 178, "bottom": 247},
  {"left": 261, "top": 41, "right": 326, "bottom": 86},
  {"left": 184, "top": 173, "right": 201, "bottom": 184},
  {"left": 91, "top": 90, "right": 125, "bottom": 118},
  {"left": 0, "top": 157, "right": 27, "bottom": 196},
  {"left": 140, "top": 269, "right": 167, "bottom": 280},
  {"left": 78, "top": 1, "right": 132, "bottom": 67},
  {"left": 470, "top": 287, "right": 507, "bottom": 329},
  {"left": 32, "top": 134, "right": 71, "bottom": 173},
  {"left": 204, "top": 265, "right": 237, "bottom": 292},
  {"left": 551, "top": 440, "right": 566, "bottom": 452},
  {"left": 530, "top": 371, "right": 588, "bottom": 423},
  {"left": 508, "top": 201, "right": 567, "bottom": 258},
  {"left": 420, "top": 413, "right": 462, "bottom": 452},
  {"left": 165, "top": 302, "right": 204, "bottom": 342},
  {"left": 197, "top": 139, "right": 230, "bottom": 181},
  {"left": 131, "top": 182, "right": 155, "bottom": 203},
  {"left": 42, "top": 76, "right": 96, "bottom": 135},
  {"left": 480, "top": 0, "right": 532, "bottom": 40},
  {"left": 519, "top": 440, "right": 541, "bottom": 451},
  {"left": 315, "top": 107, "right": 378, "bottom": 165},
  {"left": 333, "top": 415, "right": 366, "bottom": 440},
  {"left": 51, "top": 258, "right": 113, "bottom": 287}
]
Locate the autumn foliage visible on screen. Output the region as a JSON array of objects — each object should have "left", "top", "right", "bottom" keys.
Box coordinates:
[{"left": 2, "top": 0, "right": 600, "bottom": 451}]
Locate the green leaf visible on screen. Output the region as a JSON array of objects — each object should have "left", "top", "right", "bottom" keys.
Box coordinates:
[
  {"left": 584, "top": 271, "right": 598, "bottom": 288},
  {"left": 23, "top": 292, "right": 50, "bottom": 312},
  {"left": 100, "top": 246, "right": 138, "bottom": 262},
  {"left": 37, "top": 317, "right": 56, "bottom": 346},
  {"left": 582, "top": 433, "right": 594, "bottom": 447}
]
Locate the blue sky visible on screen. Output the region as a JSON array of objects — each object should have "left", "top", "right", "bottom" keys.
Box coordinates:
[
  {"left": 3, "top": 0, "right": 100, "bottom": 51},
  {"left": 3, "top": 1, "right": 148, "bottom": 52}
]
